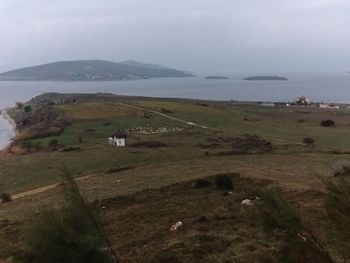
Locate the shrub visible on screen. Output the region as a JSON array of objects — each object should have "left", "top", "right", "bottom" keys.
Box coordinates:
[
  {"left": 322, "top": 177, "right": 350, "bottom": 260},
  {"left": 194, "top": 179, "right": 212, "bottom": 188},
  {"left": 161, "top": 108, "right": 172, "bottom": 114},
  {"left": 16, "top": 102, "right": 24, "bottom": 109},
  {"left": 61, "top": 147, "right": 81, "bottom": 152},
  {"left": 13, "top": 167, "right": 117, "bottom": 263},
  {"left": 333, "top": 161, "right": 350, "bottom": 177},
  {"left": 130, "top": 141, "right": 168, "bottom": 148},
  {"left": 21, "top": 140, "right": 33, "bottom": 152},
  {"left": 48, "top": 139, "right": 59, "bottom": 150},
  {"left": 23, "top": 105, "right": 32, "bottom": 113},
  {"left": 0, "top": 193, "right": 12, "bottom": 203},
  {"left": 303, "top": 137, "right": 315, "bottom": 148},
  {"left": 214, "top": 174, "right": 233, "bottom": 190},
  {"left": 321, "top": 120, "right": 335, "bottom": 127}
]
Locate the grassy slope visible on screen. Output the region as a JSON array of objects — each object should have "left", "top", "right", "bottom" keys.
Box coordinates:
[{"left": 1, "top": 98, "right": 349, "bottom": 262}]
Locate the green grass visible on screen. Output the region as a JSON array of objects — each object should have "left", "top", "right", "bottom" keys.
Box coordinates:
[{"left": 2, "top": 99, "right": 350, "bottom": 194}]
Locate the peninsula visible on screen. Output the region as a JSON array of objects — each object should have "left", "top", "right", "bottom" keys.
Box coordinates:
[{"left": 0, "top": 60, "right": 193, "bottom": 81}]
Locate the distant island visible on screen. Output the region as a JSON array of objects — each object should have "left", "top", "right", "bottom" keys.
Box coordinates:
[
  {"left": 205, "top": 76, "right": 229, "bottom": 80},
  {"left": 243, "top": 76, "right": 288, "bottom": 81},
  {"left": 0, "top": 60, "right": 193, "bottom": 81}
]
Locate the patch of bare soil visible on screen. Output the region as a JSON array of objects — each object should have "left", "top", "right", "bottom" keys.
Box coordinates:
[{"left": 98, "top": 174, "right": 278, "bottom": 263}]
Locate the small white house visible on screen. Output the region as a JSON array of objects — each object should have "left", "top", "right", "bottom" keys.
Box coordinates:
[{"left": 108, "top": 132, "right": 127, "bottom": 147}]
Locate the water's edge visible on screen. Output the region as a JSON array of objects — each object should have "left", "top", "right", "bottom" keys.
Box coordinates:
[{"left": 0, "top": 109, "right": 16, "bottom": 151}]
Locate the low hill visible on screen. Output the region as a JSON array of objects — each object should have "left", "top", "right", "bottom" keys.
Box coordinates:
[
  {"left": 0, "top": 60, "right": 193, "bottom": 81},
  {"left": 205, "top": 76, "right": 229, "bottom": 80}
]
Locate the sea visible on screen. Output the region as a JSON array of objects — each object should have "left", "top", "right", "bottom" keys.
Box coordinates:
[{"left": 0, "top": 71, "right": 350, "bottom": 149}]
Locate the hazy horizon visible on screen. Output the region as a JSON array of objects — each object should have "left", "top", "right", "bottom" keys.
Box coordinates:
[{"left": 1, "top": 0, "right": 350, "bottom": 73}]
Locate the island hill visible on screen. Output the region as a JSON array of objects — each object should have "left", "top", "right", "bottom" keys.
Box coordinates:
[
  {"left": 0, "top": 59, "right": 193, "bottom": 81},
  {"left": 243, "top": 76, "right": 288, "bottom": 81},
  {"left": 205, "top": 76, "right": 229, "bottom": 80}
]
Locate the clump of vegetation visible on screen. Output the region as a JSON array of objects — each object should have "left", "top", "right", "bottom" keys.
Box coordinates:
[
  {"left": 214, "top": 174, "right": 234, "bottom": 190},
  {"left": 48, "top": 138, "right": 59, "bottom": 151},
  {"left": 16, "top": 102, "right": 24, "bottom": 109},
  {"left": 161, "top": 108, "right": 172, "bottom": 114},
  {"left": 105, "top": 166, "right": 135, "bottom": 174},
  {"left": 23, "top": 105, "right": 32, "bottom": 113},
  {"left": 303, "top": 137, "right": 315, "bottom": 148},
  {"left": 0, "top": 193, "right": 12, "bottom": 203},
  {"left": 253, "top": 187, "right": 333, "bottom": 263},
  {"left": 231, "top": 134, "right": 273, "bottom": 153},
  {"left": 322, "top": 177, "right": 350, "bottom": 261},
  {"left": 61, "top": 146, "right": 82, "bottom": 152},
  {"left": 20, "top": 140, "right": 33, "bottom": 153},
  {"left": 130, "top": 141, "right": 168, "bottom": 148},
  {"left": 333, "top": 161, "right": 350, "bottom": 177},
  {"left": 321, "top": 120, "right": 335, "bottom": 127},
  {"left": 12, "top": 167, "right": 118, "bottom": 263},
  {"left": 194, "top": 179, "right": 212, "bottom": 188}
]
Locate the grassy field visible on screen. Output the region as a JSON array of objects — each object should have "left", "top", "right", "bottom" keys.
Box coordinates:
[
  {"left": 1, "top": 99, "right": 350, "bottom": 194},
  {"left": 1, "top": 96, "right": 350, "bottom": 262}
]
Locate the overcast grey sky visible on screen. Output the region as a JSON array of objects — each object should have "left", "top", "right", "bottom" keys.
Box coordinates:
[{"left": 0, "top": 0, "right": 350, "bottom": 73}]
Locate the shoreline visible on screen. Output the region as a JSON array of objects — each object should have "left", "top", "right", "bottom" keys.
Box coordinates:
[{"left": 0, "top": 108, "right": 16, "bottom": 153}]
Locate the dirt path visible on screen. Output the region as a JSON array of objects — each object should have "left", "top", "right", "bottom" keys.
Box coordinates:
[
  {"left": 8, "top": 174, "right": 97, "bottom": 202},
  {"left": 118, "top": 102, "right": 218, "bottom": 130}
]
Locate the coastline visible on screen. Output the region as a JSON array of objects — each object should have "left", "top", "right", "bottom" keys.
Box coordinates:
[{"left": 0, "top": 108, "right": 16, "bottom": 153}]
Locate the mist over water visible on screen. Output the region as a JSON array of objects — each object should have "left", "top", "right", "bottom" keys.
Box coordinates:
[{"left": 0, "top": 72, "right": 350, "bottom": 149}]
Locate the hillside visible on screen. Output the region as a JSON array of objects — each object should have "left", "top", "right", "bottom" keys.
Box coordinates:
[{"left": 0, "top": 60, "right": 193, "bottom": 81}]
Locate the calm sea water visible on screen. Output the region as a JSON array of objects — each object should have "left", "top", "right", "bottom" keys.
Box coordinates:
[{"left": 0, "top": 72, "right": 349, "bottom": 149}]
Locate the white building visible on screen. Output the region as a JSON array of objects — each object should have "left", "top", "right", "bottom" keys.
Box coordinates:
[
  {"left": 108, "top": 132, "right": 127, "bottom": 147},
  {"left": 319, "top": 104, "right": 340, "bottom": 109}
]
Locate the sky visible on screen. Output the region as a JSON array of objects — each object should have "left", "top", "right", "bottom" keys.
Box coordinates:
[{"left": 0, "top": 0, "right": 350, "bottom": 73}]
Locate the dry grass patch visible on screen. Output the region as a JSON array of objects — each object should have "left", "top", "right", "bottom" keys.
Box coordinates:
[{"left": 56, "top": 102, "right": 138, "bottom": 120}]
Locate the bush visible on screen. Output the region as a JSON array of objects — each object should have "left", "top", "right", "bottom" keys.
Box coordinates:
[
  {"left": 322, "top": 177, "right": 350, "bottom": 260},
  {"left": 130, "top": 141, "right": 168, "bottom": 148},
  {"left": 194, "top": 179, "right": 212, "bottom": 188},
  {"left": 13, "top": 167, "right": 117, "bottom": 263},
  {"left": 23, "top": 105, "right": 32, "bottom": 113},
  {"left": 321, "top": 120, "right": 335, "bottom": 127},
  {"left": 214, "top": 174, "right": 233, "bottom": 190},
  {"left": 48, "top": 139, "right": 59, "bottom": 150},
  {"left": 0, "top": 193, "right": 12, "bottom": 203},
  {"left": 303, "top": 137, "right": 315, "bottom": 148},
  {"left": 333, "top": 161, "right": 350, "bottom": 177}
]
